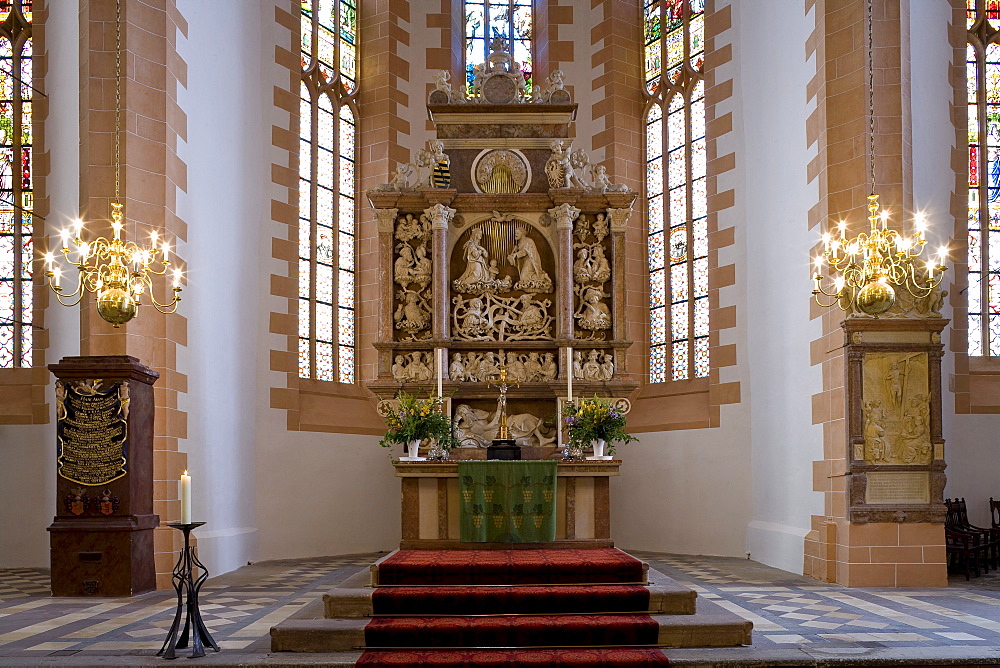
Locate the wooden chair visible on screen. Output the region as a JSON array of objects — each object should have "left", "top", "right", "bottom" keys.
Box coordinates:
[
  {"left": 956, "top": 497, "right": 1000, "bottom": 569},
  {"left": 945, "top": 498, "right": 990, "bottom": 579}
]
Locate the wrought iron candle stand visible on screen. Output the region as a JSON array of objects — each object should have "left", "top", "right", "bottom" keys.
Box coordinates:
[{"left": 158, "top": 522, "right": 219, "bottom": 659}]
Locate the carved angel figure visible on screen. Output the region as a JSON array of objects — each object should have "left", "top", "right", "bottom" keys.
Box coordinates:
[
  {"left": 431, "top": 70, "right": 455, "bottom": 101},
  {"left": 592, "top": 164, "right": 630, "bottom": 193},
  {"left": 592, "top": 213, "right": 609, "bottom": 242},
  {"left": 545, "top": 140, "right": 588, "bottom": 189},
  {"left": 395, "top": 213, "right": 424, "bottom": 242}
]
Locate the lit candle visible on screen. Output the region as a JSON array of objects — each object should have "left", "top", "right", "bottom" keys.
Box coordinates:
[
  {"left": 162, "top": 241, "right": 170, "bottom": 263},
  {"left": 566, "top": 346, "right": 573, "bottom": 402},
  {"left": 435, "top": 348, "right": 443, "bottom": 399},
  {"left": 180, "top": 470, "right": 192, "bottom": 524},
  {"left": 52, "top": 267, "right": 61, "bottom": 289}
]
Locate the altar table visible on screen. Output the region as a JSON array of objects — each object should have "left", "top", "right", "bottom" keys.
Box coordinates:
[{"left": 393, "top": 460, "right": 621, "bottom": 549}]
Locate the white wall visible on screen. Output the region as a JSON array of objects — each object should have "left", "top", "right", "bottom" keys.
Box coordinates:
[
  {"left": 0, "top": 0, "right": 80, "bottom": 569},
  {"left": 251, "top": 0, "right": 399, "bottom": 562},
  {"left": 910, "top": 1, "right": 1000, "bottom": 528},
  {"left": 736, "top": 0, "right": 825, "bottom": 573}
]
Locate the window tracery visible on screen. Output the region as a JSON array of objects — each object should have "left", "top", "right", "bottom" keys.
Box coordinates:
[
  {"left": 299, "top": 0, "right": 357, "bottom": 382},
  {"left": 644, "top": 0, "right": 707, "bottom": 382},
  {"left": 0, "top": 0, "right": 32, "bottom": 369}
]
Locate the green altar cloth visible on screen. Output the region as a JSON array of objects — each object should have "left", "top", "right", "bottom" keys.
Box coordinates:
[{"left": 458, "top": 460, "right": 558, "bottom": 543}]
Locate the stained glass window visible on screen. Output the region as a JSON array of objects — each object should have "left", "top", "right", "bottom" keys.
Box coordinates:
[
  {"left": 465, "top": 0, "right": 532, "bottom": 96},
  {"left": 645, "top": 0, "right": 707, "bottom": 382},
  {"left": 300, "top": 0, "right": 356, "bottom": 382},
  {"left": 0, "top": 0, "right": 32, "bottom": 369}
]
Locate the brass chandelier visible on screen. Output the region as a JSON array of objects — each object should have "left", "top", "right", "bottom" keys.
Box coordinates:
[
  {"left": 812, "top": 0, "right": 946, "bottom": 316},
  {"left": 41, "top": 0, "right": 182, "bottom": 327}
]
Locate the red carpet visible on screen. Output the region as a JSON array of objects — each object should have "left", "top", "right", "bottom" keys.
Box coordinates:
[
  {"left": 375, "top": 548, "right": 646, "bottom": 585},
  {"left": 372, "top": 584, "right": 651, "bottom": 615},
  {"left": 358, "top": 549, "right": 669, "bottom": 666},
  {"left": 357, "top": 648, "right": 670, "bottom": 666}
]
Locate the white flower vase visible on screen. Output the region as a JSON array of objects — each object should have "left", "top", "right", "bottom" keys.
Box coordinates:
[
  {"left": 587, "top": 438, "right": 612, "bottom": 460},
  {"left": 401, "top": 438, "right": 426, "bottom": 461}
]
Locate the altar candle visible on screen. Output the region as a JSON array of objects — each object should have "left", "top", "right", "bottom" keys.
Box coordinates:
[
  {"left": 436, "top": 348, "right": 443, "bottom": 399},
  {"left": 566, "top": 346, "right": 573, "bottom": 402},
  {"left": 180, "top": 471, "right": 192, "bottom": 524}
]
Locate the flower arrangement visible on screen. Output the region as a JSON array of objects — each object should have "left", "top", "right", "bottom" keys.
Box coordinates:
[
  {"left": 564, "top": 396, "right": 638, "bottom": 455},
  {"left": 379, "top": 390, "right": 458, "bottom": 452}
]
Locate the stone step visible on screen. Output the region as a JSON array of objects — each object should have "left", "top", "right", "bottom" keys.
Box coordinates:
[
  {"left": 270, "top": 608, "right": 750, "bottom": 653},
  {"left": 324, "top": 566, "right": 695, "bottom": 618}
]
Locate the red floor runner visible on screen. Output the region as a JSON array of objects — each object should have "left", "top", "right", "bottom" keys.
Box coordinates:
[
  {"left": 372, "top": 584, "right": 651, "bottom": 615},
  {"left": 376, "top": 548, "right": 646, "bottom": 585},
  {"left": 356, "top": 648, "right": 670, "bottom": 666},
  {"left": 365, "top": 613, "right": 660, "bottom": 647}
]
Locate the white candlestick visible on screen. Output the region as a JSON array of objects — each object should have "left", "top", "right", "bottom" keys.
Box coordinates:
[
  {"left": 180, "top": 471, "right": 192, "bottom": 524},
  {"left": 566, "top": 346, "right": 573, "bottom": 402},
  {"left": 436, "top": 348, "right": 443, "bottom": 399}
]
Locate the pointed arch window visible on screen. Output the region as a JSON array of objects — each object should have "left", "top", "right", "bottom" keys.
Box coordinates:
[
  {"left": 299, "top": 0, "right": 357, "bottom": 382},
  {"left": 967, "top": 1, "right": 1000, "bottom": 357},
  {"left": 644, "top": 0, "right": 707, "bottom": 382},
  {"left": 464, "top": 0, "right": 532, "bottom": 96},
  {"left": 0, "top": 0, "right": 32, "bottom": 369}
]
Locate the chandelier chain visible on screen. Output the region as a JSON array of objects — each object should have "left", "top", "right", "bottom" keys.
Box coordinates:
[
  {"left": 868, "top": 0, "right": 875, "bottom": 197},
  {"left": 114, "top": 0, "right": 121, "bottom": 204}
]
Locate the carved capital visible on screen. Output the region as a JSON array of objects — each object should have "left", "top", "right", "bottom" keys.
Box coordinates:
[
  {"left": 606, "top": 207, "right": 633, "bottom": 232},
  {"left": 374, "top": 208, "right": 398, "bottom": 236},
  {"left": 424, "top": 203, "right": 456, "bottom": 230},
  {"left": 548, "top": 203, "right": 581, "bottom": 230}
]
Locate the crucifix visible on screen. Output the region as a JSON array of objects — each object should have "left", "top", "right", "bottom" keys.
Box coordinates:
[{"left": 485, "top": 354, "right": 521, "bottom": 459}]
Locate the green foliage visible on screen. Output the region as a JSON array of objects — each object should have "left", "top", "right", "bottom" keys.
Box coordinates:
[
  {"left": 378, "top": 389, "right": 459, "bottom": 450},
  {"left": 563, "top": 395, "right": 638, "bottom": 455}
]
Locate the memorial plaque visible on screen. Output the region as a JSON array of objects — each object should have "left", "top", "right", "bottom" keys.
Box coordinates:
[
  {"left": 56, "top": 379, "right": 129, "bottom": 486},
  {"left": 865, "top": 471, "right": 930, "bottom": 504}
]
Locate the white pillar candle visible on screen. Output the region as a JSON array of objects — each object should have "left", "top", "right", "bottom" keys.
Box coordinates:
[
  {"left": 180, "top": 470, "right": 192, "bottom": 524},
  {"left": 566, "top": 346, "right": 573, "bottom": 402},
  {"left": 435, "top": 348, "right": 443, "bottom": 399}
]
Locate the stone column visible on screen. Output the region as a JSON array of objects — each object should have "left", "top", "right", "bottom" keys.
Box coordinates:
[
  {"left": 374, "top": 208, "right": 397, "bottom": 378},
  {"left": 549, "top": 203, "right": 581, "bottom": 341},
  {"left": 607, "top": 207, "right": 632, "bottom": 343},
  {"left": 423, "top": 203, "right": 456, "bottom": 340}
]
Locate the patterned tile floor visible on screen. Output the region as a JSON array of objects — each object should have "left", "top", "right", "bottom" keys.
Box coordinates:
[{"left": 2, "top": 551, "right": 1000, "bottom": 665}]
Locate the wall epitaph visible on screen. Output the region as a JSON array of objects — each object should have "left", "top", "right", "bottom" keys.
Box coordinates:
[{"left": 56, "top": 380, "right": 130, "bottom": 486}]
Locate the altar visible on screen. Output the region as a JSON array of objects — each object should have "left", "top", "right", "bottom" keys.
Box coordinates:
[{"left": 394, "top": 460, "right": 621, "bottom": 549}]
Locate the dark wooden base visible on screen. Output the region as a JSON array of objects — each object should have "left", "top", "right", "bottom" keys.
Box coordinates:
[
  {"left": 399, "top": 538, "right": 615, "bottom": 550},
  {"left": 487, "top": 439, "right": 521, "bottom": 460},
  {"left": 48, "top": 515, "right": 158, "bottom": 597}
]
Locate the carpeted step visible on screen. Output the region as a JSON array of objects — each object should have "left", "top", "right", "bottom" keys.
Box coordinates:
[
  {"left": 270, "top": 611, "right": 750, "bottom": 652},
  {"left": 373, "top": 548, "right": 647, "bottom": 586},
  {"left": 364, "top": 613, "right": 660, "bottom": 647},
  {"left": 324, "top": 566, "right": 696, "bottom": 618},
  {"left": 371, "top": 584, "right": 653, "bottom": 615},
  {"left": 355, "top": 647, "right": 671, "bottom": 666}
]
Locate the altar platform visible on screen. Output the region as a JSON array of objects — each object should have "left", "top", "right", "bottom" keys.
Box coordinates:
[{"left": 394, "top": 460, "right": 620, "bottom": 550}]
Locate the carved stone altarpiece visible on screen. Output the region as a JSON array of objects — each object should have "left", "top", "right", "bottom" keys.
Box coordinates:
[{"left": 367, "top": 56, "right": 638, "bottom": 457}]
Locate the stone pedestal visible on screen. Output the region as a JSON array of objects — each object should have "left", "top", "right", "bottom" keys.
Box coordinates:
[
  {"left": 805, "top": 318, "right": 948, "bottom": 587},
  {"left": 47, "top": 356, "right": 159, "bottom": 597}
]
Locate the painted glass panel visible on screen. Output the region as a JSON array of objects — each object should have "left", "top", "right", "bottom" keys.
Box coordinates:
[
  {"left": 0, "top": 2, "right": 32, "bottom": 369},
  {"left": 299, "top": 0, "right": 357, "bottom": 381},
  {"left": 646, "top": 0, "right": 708, "bottom": 382},
  {"left": 465, "top": 0, "right": 532, "bottom": 95}
]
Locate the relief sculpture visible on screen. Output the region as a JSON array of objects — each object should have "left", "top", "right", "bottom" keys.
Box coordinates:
[
  {"left": 572, "top": 214, "right": 613, "bottom": 339},
  {"left": 393, "top": 213, "right": 433, "bottom": 340},
  {"left": 450, "top": 351, "right": 558, "bottom": 383},
  {"left": 453, "top": 403, "right": 556, "bottom": 448},
  {"left": 862, "top": 352, "right": 932, "bottom": 465}
]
